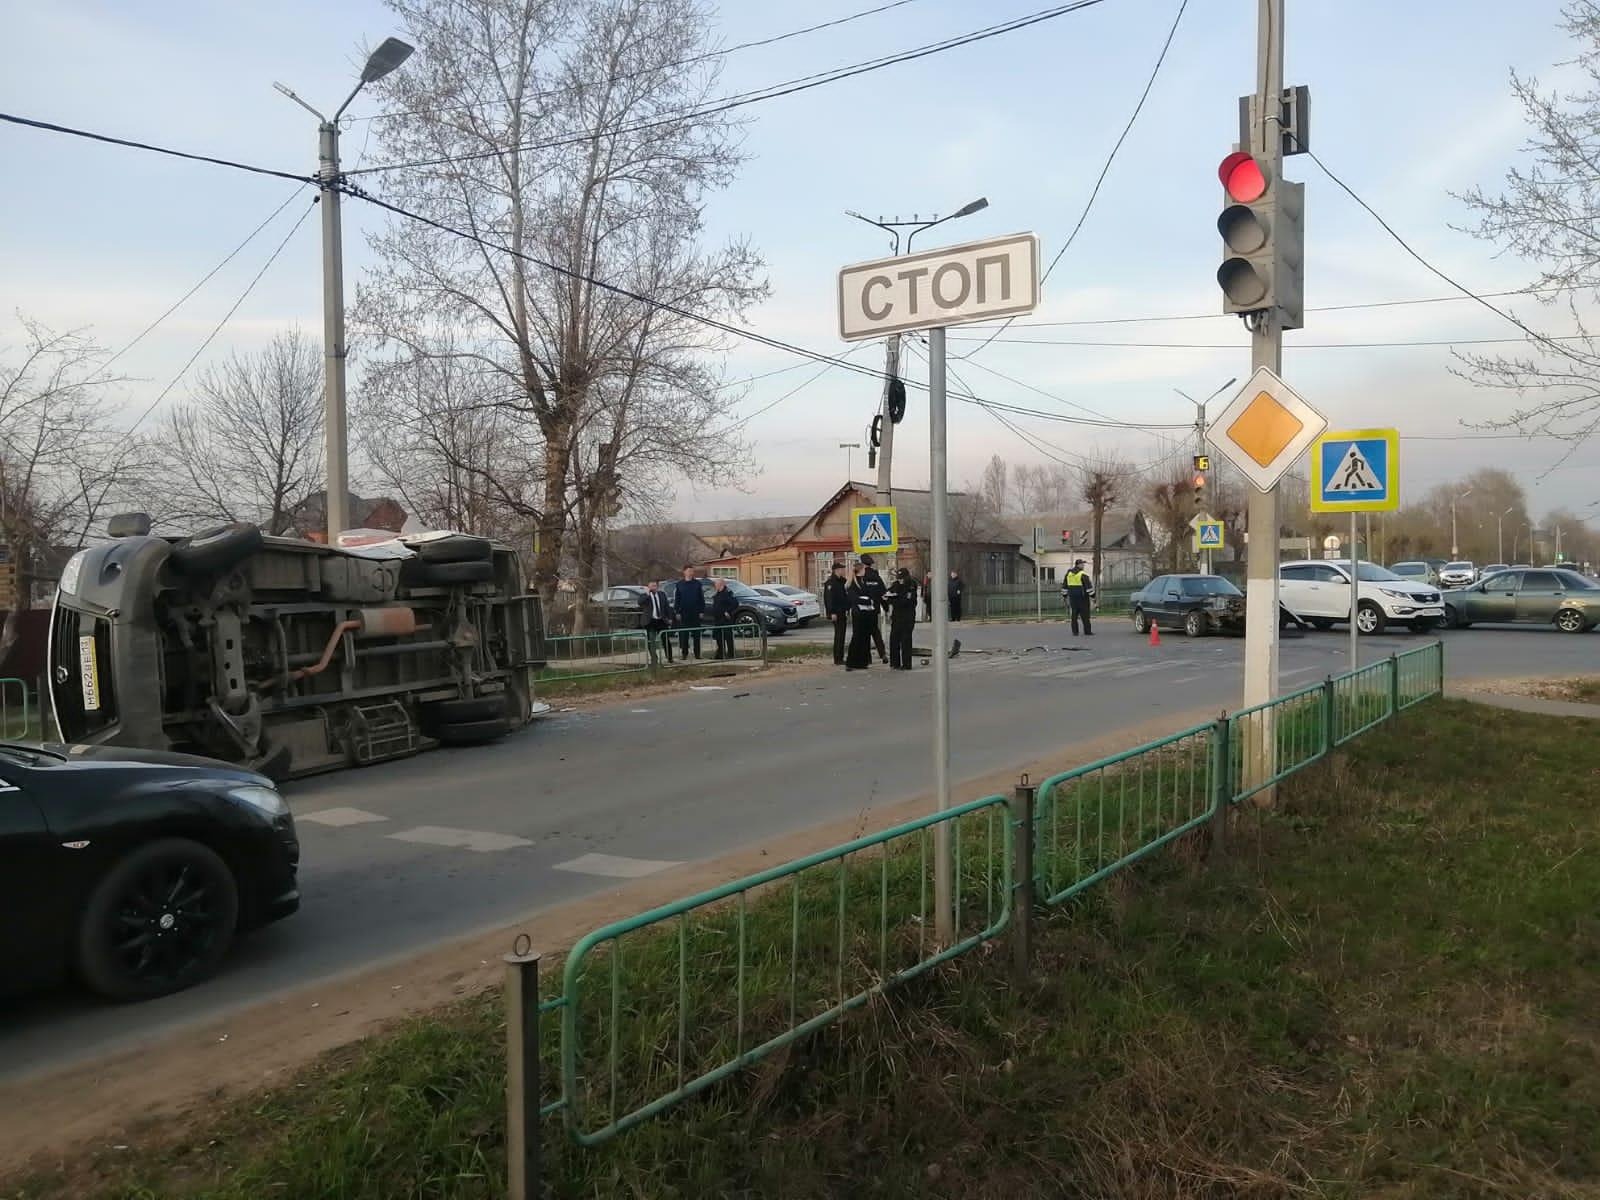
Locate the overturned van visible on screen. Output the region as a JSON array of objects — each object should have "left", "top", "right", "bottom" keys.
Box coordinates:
[{"left": 48, "top": 515, "right": 546, "bottom": 779}]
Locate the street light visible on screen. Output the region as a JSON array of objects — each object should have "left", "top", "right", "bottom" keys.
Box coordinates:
[
  {"left": 275, "top": 36, "right": 415, "bottom": 542},
  {"left": 838, "top": 442, "right": 862, "bottom": 480},
  {"left": 1496, "top": 506, "right": 1514, "bottom": 564},
  {"left": 1450, "top": 488, "right": 1473, "bottom": 559}
]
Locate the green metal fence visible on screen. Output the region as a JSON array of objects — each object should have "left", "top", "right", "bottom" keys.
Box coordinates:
[
  {"left": 513, "top": 641, "right": 1445, "bottom": 1181},
  {"left": 980, "top": 587, "right": 1135, "bottom": 619},
  {"left": 538, "top": 623, "right": 767, "bottom": 683}
]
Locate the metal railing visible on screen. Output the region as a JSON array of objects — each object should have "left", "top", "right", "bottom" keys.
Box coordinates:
[
  {"left": 505, "top": 641, "right": 1445, "bottom": 1194},
  {"left": 537, "top": 623, "right": 768, "bottom": 683},
  {"left": 0, "top": 678, "right": 33, "bottom": 740},
  {"left": 980, "top": 587, "right": 1135, "bottom": 619}
]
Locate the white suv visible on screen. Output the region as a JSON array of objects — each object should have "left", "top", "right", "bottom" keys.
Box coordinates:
[{"left": 1278, "top": 559, "right": 1444, "bottom": 634}]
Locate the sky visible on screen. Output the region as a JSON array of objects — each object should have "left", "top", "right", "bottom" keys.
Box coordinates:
[{"left": 3, "top": 0, "right": 1596, "bottom": 528}]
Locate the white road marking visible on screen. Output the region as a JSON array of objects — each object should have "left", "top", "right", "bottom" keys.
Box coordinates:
[
  {"left": 553, "top": 852, "right": 683, "bottom": 879},
  {"left": 297, "top": 806, "right": 390, "bottom": 827},
  {"left": 388, "top": 825, "right": 533, "bottom": 853}
]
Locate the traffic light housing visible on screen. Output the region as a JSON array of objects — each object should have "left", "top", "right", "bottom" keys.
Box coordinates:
[
  {"left": 1217, "top": 151, "right": 1304, "bottom": 330},
  {"left": 1193, "top": 471, "right": 1206, "bottom": 512}
]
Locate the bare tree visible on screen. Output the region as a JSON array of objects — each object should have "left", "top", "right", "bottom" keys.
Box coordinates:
[
  {"left": 1012, "top": 461, "right": 1076, "bottom": 512},
  {"left": 978, "top": 453, "right": 1009, "bottom": 514},
  {"left": 157, "top": 330, "right": 323, "bottom": 534},
  {"left": 1142, "top": 458, "right": 1198, "bottom": 573},
  {"left": 1454, "top": 1, "right": 1600, "bottom": 448},
  {"left": 1077, "top": 451, "right": 1128, "bottom": 584},
  {"left": 358, "top": 0, "right": 766, "bottom": 607}
]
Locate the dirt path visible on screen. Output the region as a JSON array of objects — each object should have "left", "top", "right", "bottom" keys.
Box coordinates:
[{"left": 0, "top": 706, "right": 1209, "bottom": 1185}]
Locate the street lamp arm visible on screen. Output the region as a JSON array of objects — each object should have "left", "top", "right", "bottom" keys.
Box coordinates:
[
  {"left": 905, "top": 196, "right": 988, "bottom": 251},
  {"left": 273, "top": 81, "right": 325, "bottom": 122}
]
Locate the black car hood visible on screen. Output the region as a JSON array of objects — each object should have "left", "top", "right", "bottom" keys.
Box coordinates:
[{"left": 41, "top": 742, "right": 272, "bottom": 786}]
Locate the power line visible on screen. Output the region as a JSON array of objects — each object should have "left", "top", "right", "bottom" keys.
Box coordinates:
[
  {"left": 348, "top": 0, "right": 930, "bottom": 125},
  {"left": 956, "top": 0, "right": 1186, "bottom": 360},
  {"left": 347, "top": 0, "right": 1112, "bottom": 178},
  {"left": 719, "top": 343, "right": 865, "bottom": 432},
  {"left": 0, "top": 110, "right": 312, "bottom": 184},
  {"left": 947, "top": 332, "right": 1598, "bottom": 350},
  {"left": 124, "top": 199, "right": 318, "bottom": 435}
]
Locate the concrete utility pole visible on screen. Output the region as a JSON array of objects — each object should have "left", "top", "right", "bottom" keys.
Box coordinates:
[
  {"left": 276, "top": 37, "right": 414, "bottom": 545},
  {"left": 927, "top": 324, "right": 952, "bottom": 944},
  {"left": 1241, "top": 0, "right": 1286, "bottom": 716}
]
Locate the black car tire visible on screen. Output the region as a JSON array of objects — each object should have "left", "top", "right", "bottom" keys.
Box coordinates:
[
  {"left": 1310, "top": 618, "right": 1336, "bottom": 631},
  {"left": 412, "top": 534, "right": 493, "bottom": 564},
  {"left": 1409, "top": 618, "right": 1440, "bottom": 633},
  {"left": 1184, "top": 611, "right": 1207, "bottom": 638},
  {"left": 169, "top": 524, "right": 263, "bottom": 576},
  {"left": 1556, "top": 609, "right": 1588, "bottom": 634},
  {"left": 401, "top": 558, "right": 495, "bottom": 587},
  {"left": 437, "top": 716, "right": 511, "bottom": 744},
  {"left": 1355, "top": 601, "right": 1387, "bottom": 636},
  {"left": 1443, "top": 605, "right": 1468, "bottom": 630},
  {"left": 1132, "top": 607, "right": 1149, "bottom": 634},
  {"left": 735, "top": 610, "right": 764, "bottom": 636},
  {"left": 78, "top": 838, "right": 239, "bottom": 1001},
  {"left": 420, "top": 695, "right": 505, "bottom": 732}
]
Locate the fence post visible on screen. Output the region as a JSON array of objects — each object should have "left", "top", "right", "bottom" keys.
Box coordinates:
[
  {"left": 1322, "top": 674, "right": 1336, "bottom": 751},
  {"left": 759, "top": 628, "right": 769, "bottom": 666},
  {"left": 505, "top": 941, "right": 542, "bottom": 1200},
  {"left": 1208, "top": 713, "right": 1231, "bottom": 857},
  {"left": 1010, "top": 773, "right": 1037, "bottom": 977},
  {"left": 1388, "top": 652, "right": 1401, "bottom": 718}
]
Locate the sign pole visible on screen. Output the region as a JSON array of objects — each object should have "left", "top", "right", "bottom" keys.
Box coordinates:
[
  {"left": 928, "top": 325, "right": 953, "bottom": 946},
  {"left": 1349, "top": 509, "right": 1359, "bottom": 668},
  {"left": 1034, "top": 527, "right": 1042, "bottom": 621}
]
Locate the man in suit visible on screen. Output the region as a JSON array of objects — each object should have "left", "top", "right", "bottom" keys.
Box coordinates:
[
  {"left": 639, "top": 580, "right": 673, "bottom": 666},
  {"left": 670, "top": 566, "right": 706, "bottom": 660}
]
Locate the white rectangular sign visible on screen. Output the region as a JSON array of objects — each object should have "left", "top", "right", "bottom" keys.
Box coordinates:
[
  {"left": 837, "top": 232, "right": 1039, "bottom": 341},
  {"left": 79, "top": 634, "right": 101, "bottom": 713}
]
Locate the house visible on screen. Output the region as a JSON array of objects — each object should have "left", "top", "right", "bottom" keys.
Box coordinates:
[
  {"left": 705, "top": 481, "right": 1023, "bottom": 592},
  {"left": 1006, "top": 510, "right": 1154, "bottom": 588},
  {"left": 676, "top": 516, "right": 808, "bottom": 562},
  {"left": 290, "top": 492, "right": 408, "bottom": 543}
]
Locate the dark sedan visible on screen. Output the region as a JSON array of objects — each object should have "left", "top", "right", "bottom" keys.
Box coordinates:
[
  {"left": 1131, "top": 574, "right": 1245, "bottom": 637},
  {"left": 657, "top": 577, "right": 799, "bottom": 634},
  {"left": 0, "top": 742, "right": 299, "bottom": 1001},
  {"left": 1443, "top": 567, "right": 1599, "bottom": 633}
]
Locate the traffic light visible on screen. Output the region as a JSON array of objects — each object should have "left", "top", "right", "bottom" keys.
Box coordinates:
[
  {"left": 1193, "top": 471, "right": 1206, "bottom": 512},
  {"left": 1060, "top": 529, "right": 1070, "bottom": 546},
  {"left": 1216, "top": 150, "right": 1304, "bottom": 329}
]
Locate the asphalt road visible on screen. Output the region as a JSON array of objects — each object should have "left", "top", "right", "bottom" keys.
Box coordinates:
[{"left": 1, "top": 619, "right": 1594, "bottom": 1081}]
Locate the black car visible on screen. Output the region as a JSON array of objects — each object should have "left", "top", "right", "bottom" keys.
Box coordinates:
[
  {"left": 657, "top": 577, "right": 798, "bottom": 635},
  {"left": 1131, "top": 574, "right": 1246, "bottom": 637},
  {"left": 0, "top": 742, "right": 299, "bottom": 1001},
  {"left": 584, "top": 585, "right": 650, "bottom": 628}
]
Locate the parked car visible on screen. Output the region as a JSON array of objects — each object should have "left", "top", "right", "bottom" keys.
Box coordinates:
[
  {"left": 659, "top": 577, "right": 799, "bottom": 634},
  {"left": 583, "top": 585, "right": 649, "bottom": 628},
  {"left": 0, "top": 741, "right": 298, "bottom": 1001},
  {"left": 1439, "top": 561, "right": 1477, "bottom": 588},
  {"left": 1130, "top": 574, "right": 1245, "bottom": 638},
  {"left": 751, "top": 584, "right": 821, "bottom": 625},
  {"left": 1480, "top": 563, "right": 1510, "bottom": 577},
  {"left": 1388, "top": 561, "right": 1438, "bottom": 586},
  {"left": 1278, "top": 559, "right": 1444, "bottom": 634},
  {"left": 1443, "top": 567, "right": 1599, "bottom": 633}
]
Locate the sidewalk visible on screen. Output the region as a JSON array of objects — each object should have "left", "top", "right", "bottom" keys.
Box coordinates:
[{"left": 1447, "top": 687, "right": 1600, "bottom": 720}]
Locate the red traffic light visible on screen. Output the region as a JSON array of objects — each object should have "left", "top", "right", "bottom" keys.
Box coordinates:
[{"left": 1218, "top": 151, "right": 1268, "bottom": 203}]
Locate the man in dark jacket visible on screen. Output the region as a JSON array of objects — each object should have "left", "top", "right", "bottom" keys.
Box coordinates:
[
  {"left": 859, "top": 555, "right": 889, "bottom": 664},
  {"left": 670, "top": 566, "right": 705, "bottom": 660},
  {"left": 709, "top": 577, "right": 739, "bottom": 659},
  {"left": 948, "top": 570, "right": 966, "bottom": 621},
  {"left": 821, "top": 561, "right": 849, "bottom": 665},
  {"left": 845, "top": 565, "right": 878, "bottom": 670},
  {"left": 639, "top": 580, "right": 673, "bottom": 665},
  {"left": 884, "top": 568, "right": 919, "bottom": 670},
  {"left": 1063, "top": 558, "right": 1096, "bottom": 635}
]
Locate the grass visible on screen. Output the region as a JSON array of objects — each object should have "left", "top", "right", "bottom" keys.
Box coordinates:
[
  {"left": 10, "top": 698, "right": 1600, "bottom": 1199},
  {"left": 532, "top": 640, "right": 830, "bottom": 701}
]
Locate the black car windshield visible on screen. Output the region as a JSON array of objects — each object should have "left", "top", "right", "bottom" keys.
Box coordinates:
[
  {"left": 1444, "top": 562, "right": 1472, "bottom": 572},
  {"left": 721, "top": 580, "right": 763, "bottom": 599},
  {"left": 1330, "top": 561, "right": 1403, "bottom": 582},
  {"left": 1181, "top": 577, "right": 1241, "bottom": 596}
]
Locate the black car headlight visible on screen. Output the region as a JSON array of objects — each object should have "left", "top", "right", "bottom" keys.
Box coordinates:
[{"left": 227, "top": 785, "right": 289, "bottom": 819}]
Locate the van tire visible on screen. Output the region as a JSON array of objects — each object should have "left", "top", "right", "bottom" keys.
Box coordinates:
[
  {"left": 420, "top": 696, "right": 505, "bottom": 732},
  {"left": 170, "top": 524, "right": 263, "bottom": 575},
  {"left": 437, "top": 717, "right": 511, "bottom": 745},
  {"left": 413, "top": 535, "right": 493, "bottom": 564},
  {"left": 401, "top": 559, "right": 495, "bottom": 588}
]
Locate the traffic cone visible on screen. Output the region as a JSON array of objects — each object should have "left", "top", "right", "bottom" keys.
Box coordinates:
[{"left": 1148, "top": 622, "right": 1161, "bottom": 647}]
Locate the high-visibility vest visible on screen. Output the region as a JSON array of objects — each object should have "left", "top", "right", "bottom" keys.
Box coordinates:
[{"left": 1066, "top": 570, "right": 1089, "bottom": 590}]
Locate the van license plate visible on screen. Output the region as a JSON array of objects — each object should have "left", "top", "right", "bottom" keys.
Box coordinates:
[{"left": 79, "top": 634, "right": 101, "bottom": 712}]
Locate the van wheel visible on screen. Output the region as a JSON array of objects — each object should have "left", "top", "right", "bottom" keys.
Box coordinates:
[
  {"left": 1355, "top": 601, "right": 1386, "bottom": 635},
  {"left": 437, "top": 717, "right": 511, "bottom": 744},
  {"left": 78, "top": 839, "right": 238, "bottom": 1000},
  {"left": 413, "top": 535, "right": 493, "bottom": 564}
]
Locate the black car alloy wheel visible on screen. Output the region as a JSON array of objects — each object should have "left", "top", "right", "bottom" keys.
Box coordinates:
[{"left": 78, "top": 839, "right": 239, "bottom": 1000}]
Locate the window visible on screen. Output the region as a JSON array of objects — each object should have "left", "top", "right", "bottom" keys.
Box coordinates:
[
  {"left": 1555, "top": 570, "right": 1598, "bottom": 590},
  {"left": 1312, "top": 564, "right": 1349, "bottom": 583},
  {"left": 762, "top": 566, "right": 790, "bottom": 585},
  {"left": 1483, "top": 572, "right": 1520, "bottom": 592},
  {"left": 711, "top": 566, "right": 738, "bottom": 579},
  {"left": 1044, "top": 566, "right": 1056, "bottom": 583},
  {"left": 1181, "top": 577, "right": 1241, "bottom": 596},
  {"left": 1280, "top": 565, "right": 1314, "bottom": 581},
  {"left": 1522, "top": 571, "right": 1560, "bottom": 592},
  {"left": 1146, "top": 576, "right": 1168, "bottom": 594}
]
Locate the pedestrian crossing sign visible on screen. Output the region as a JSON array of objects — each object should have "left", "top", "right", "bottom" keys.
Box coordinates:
[
  {"left": 1193, "top": 520, "right": 1224, "bottom": 550},
  {"left": 851, "top": 506, "right": 898, "bottom": 554},
  {"left": 1310, "top": 428, "right": 1400, "bottom": 513}
]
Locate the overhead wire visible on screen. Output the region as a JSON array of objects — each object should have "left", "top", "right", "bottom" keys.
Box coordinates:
[
  {"left": 346, "top": 0, "right": 1112, "bottom": 177},
  {"left": 947, "top": 333, "right": 1599, "bottom": 350},
  {"left": 0, "top": 110, "right": 312, "bottom": 184}
]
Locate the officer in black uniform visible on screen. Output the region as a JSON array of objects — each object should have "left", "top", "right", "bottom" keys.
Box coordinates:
[
  {"left": 845, "top": 565, "right": 878, "bottom": 671},
  {"left": 859, "top": 555, "right": 889, "bottom": 664},
  {"left": 883, "top": 567, "right": 919, "bottom": 670},
  {"left": 709, "top": 577, "right": 740, "bottom": 659},
  {"left": 822, "top": 561, "right": 849, "bottom": 666},
  {"left": 1064, "top": 558, "right": 1096, "bottom": 635}
]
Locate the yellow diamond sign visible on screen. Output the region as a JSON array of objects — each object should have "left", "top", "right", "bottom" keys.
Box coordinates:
[{"left": 1208, "top": 367, "right": 1327, "bottom": 492}]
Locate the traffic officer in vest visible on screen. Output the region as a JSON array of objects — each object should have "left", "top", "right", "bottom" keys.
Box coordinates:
[
  {"left": 1063, "top": 558, "right": 1096, "bottom": 636},
  {"left": 883, "top": 567, "right": 919, "bottom": 670}
]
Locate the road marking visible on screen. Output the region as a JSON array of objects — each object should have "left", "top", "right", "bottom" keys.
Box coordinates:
[
  {"left": 554, "top": 852, "right": 683, "bottom": 879},
  {"left": 388, "top": 825, "right": 534, "bottom": 853},
  {"left": 298, "top": 806, "right": 390, "bottom": 827}
]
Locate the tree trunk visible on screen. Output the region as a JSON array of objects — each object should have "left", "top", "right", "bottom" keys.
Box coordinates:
[{"left": 1091, "top": 507, "right": 1105, "bottom": 586}]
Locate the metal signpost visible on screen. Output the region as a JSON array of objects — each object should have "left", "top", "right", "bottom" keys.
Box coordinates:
[
  {"left": 839, "top": 231, "right": 1040, "bottom": 943},
  {"left": 1310, "top": 428, "right": 1400, "bottom": 669}
]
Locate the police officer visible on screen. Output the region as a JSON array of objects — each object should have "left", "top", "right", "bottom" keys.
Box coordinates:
[
  {"left": 883, "top": 567, "right": 919, "bottom": 670},
  {"left": 1064, "top": 558, "right": 1096, "bottom": 636},
  {"left": 822, "top": 561, "right": 849, "bottom": 666},
  {"left": 859, "top": 555, "right": 889, "bottom": 664},
  {"left": 845, "top": 564, "right": 878, "bottom": 671}
]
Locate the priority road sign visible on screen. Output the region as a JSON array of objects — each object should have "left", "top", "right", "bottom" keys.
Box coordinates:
[
  {"left": 1207, "top": 366, "right": 1328, "bottom": 493},
  {"left": 837, "top": 233, "right": 1040, "bottom": 341},
  {"left": 1310, "top": 428, "right": 1399, "bottom": 513},
  {"left": 851, "top": 506, "right": 899, "bottom": 555},
  {"left": 1193, "top": 519, "right": 1225, "bottom": 551}
]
